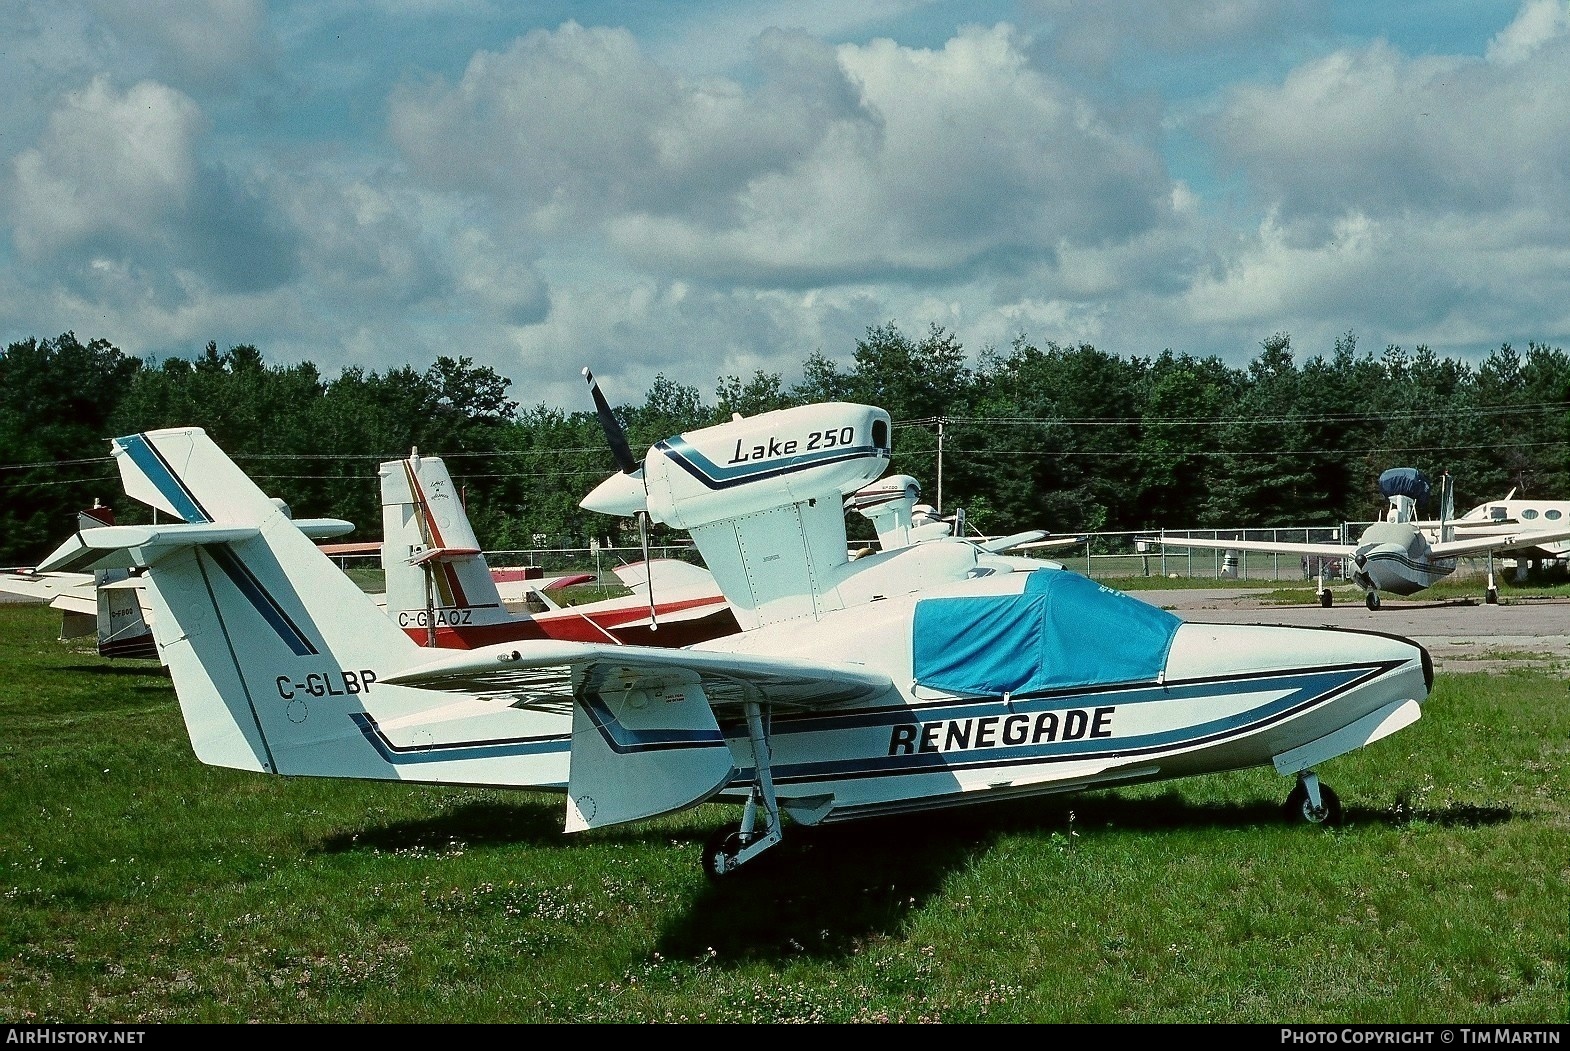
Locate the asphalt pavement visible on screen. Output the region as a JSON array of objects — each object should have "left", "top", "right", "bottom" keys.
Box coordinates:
[{"left": 1124, "top": 586, "right": 1570, "bottom": 675}]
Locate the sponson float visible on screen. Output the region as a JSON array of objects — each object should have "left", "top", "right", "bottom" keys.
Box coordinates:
[{"left": 40, "top": 396, "right": 1432, "bottom": 880}]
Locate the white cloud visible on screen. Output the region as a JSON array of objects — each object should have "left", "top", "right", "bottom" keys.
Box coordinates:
[
  {"left": 1205, "top": 15, "right": 1570, "bottom": 222},
  {"left": 10, "top": 75, "right": 299, "bottom": 296},
  {"left": 391, "top": 21, "right": 1171, "bottom": 290},
  {"left": 87, "top": 0, "right": 272, "bottom": 86},
  {"left": 1486, "top": 0, "right": 1570, "bottom": 63},
  {"left": 12, "top": 77, "right": 204, "bottom": 258}
]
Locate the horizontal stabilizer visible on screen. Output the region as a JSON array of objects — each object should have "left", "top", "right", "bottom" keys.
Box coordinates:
[
  {"left": 407, "top": 545, "right": 484, "bottom": 565},
  {"left": 39, "top": 524, "right": 261, "bottom": 574},
  {"left": 292, "top": 517, "right": 356, "bottom": 540}
]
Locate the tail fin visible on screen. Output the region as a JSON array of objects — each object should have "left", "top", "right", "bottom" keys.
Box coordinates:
[
  {"left": 379, "top": 449, "right": 512, "bottom": 642},
  {"left": 42, "top": 428, "right": 569, "bottom": 788},
  {"left": 73, "top": 504, "right": 158, "bottom": 660}
]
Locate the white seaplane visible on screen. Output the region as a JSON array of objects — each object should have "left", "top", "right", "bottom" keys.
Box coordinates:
[{"left": 40, "top": 403, "right": 1431, "bottom": 879}]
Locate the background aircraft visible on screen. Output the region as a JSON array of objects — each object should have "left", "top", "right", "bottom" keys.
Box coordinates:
[
  {"left": 378, "top": 446, "right": 739, "bottom": 647},
  {"left": 1, "top": 500, "right": 355, "bottom": 659},
  {"left": 845, "top": 472, "right": 1085, "bottom": 566},
  {"left": 1143, "top": 468, "right": 1570, "bottom": 609},
  {"left": 45, "top": 420, "right": 1431, "bottom": 881},
  {"left": 1419, "top": 488, "right": 1570, "bottom": 576}
]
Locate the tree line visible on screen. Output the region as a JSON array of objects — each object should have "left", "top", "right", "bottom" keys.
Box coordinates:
[{"left": 2, "top": 325, "right": 1567, "bottom": 566}]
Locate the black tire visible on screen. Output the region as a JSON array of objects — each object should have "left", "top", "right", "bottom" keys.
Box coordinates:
[
  {"left": 1284, "top": 781, "right": 1343, "bottom": 827},
  {"left": 1486, "top": 588, "right": 1499, "bottom": 605},
  {"left": 1365, "top": 592, "right": 1380, "bottom": 611},
  {"left": 702, "top": 822, "right": 746, "bottom": 882},
  {"left": 1320, "top": 589, "right": 1333, "bottom": 608}
]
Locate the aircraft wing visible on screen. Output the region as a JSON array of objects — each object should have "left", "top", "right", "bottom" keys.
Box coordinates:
[
  {"left": 381, "top": 638, "right": 894, "bottom": 833},
  {"left": 1011, "top": 535, "right": 1087, "bottom": 553},
  {"left": 1429, "top": 526, "right": 1570, "bottom": 560},
  {"left": 318, "top": 541, "right": 381, "bottom": 557},
  {"left": 1143, "top": 535, "right": 1354, "bottom": 559},
  {"left": 612, "top": 558, "right": 718, "bottom": 593},
  {"left": 0, "top": 570, "right": 97, "bottom": 611},
  {"left": 381, "top": 638, "right": 893, "bottom": 713},
  {"left": 976, "top": 529, "right": 1049, "bottom": 553}
]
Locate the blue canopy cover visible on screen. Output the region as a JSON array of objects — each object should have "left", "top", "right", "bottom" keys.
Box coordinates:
[{"left": 912, "top": 569, "right": 1180, "bottom": 697}]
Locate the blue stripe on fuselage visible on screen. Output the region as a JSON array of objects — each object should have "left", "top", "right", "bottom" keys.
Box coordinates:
[
  {"left": 349, "top": 712, "right": 570, "bottom": 771},
  {"left": 657, "top": 435, "right": 886, "bottom": 490}
]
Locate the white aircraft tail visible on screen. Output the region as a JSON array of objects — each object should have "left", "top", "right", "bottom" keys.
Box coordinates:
[
  {"left": 40, "top": 428, "right": 443, "bottom": 777},
  {"left": 379, "top": 449, "right": 511, "bottom": 640},
  {"left": 70, "top": 505, "right": 157, "bottom": 660}
]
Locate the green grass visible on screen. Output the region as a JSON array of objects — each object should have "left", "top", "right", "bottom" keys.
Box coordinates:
[{"left": 1, "top": 602, "right": 1566, "bottom": 1023}]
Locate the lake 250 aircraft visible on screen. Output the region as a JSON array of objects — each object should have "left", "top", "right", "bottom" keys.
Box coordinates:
[{"left": 41, "top": 395, "right": 1432, "bottom": 879}]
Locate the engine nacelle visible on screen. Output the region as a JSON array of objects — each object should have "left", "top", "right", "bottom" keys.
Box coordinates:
[{"left": 642, "top": 403, "right": 892, "bottom": 530}]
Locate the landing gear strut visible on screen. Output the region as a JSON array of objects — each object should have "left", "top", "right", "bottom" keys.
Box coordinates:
[
  {"left": 703, "top": 701, "right": 783, "bottom": 881},
  {"left": 1284, "top": 770, "right": 1343, "bottom": 827},
  {"left": 1485, "top": 551, "right": 1499, "bottom": 604}
]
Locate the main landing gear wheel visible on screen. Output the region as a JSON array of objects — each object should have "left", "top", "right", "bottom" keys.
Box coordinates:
[
  {"left": 703, "top": 822, "right": 753, "bottom": 882},
  {"left": 1284, "top": 780, "right": 1343, "bottom": 827},
  {"left": 1364, "top": 591, "right": 1380, "bottom": 611},
  {"left": 1486, "top": 587, "right": 1499, "bottom": 604},
  {"left": 1319, "top": 589, "right": 1333, "bottom": 608}
]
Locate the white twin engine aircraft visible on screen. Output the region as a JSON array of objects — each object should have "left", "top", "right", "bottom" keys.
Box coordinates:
[
  {"left": 1144, "top": 468, "right": 1570, "bottom": 610},
  {"left": 41, "top": 413, "right": 1431, "bottom": 879}
]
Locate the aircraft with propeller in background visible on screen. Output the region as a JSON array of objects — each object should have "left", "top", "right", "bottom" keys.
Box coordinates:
[
  {"left": 1141, "top": 468, "right": 1570, "bottom": 609},
  {"left": 377, "top": 444, "right": 739, "bottom": 648},
  {"left": 40, "top": 388, "right": 1436, "bottom": 879}
]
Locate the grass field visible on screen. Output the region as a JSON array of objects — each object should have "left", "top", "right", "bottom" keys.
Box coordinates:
[{"left": 1, "top": 600, "right": 1566, "bottom": 1024}]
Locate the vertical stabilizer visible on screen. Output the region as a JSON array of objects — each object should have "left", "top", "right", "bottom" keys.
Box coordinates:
[{"left": 379, "top": 451, "right": 510, "bottom": 641}]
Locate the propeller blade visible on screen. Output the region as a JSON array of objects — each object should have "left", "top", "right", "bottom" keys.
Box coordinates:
[{"left": 583, "top": 367, "right": 638, "bottom": 475}]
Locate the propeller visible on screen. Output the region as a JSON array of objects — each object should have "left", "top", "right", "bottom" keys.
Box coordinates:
[
  {"left": 581, "top": 367, "right": 656, "bottom": 630},
  {"left": 584, "top": 367, "right": 637, "bottom": 475}
]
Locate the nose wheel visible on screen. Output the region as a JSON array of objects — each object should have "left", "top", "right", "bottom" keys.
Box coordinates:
[
  {"left": 1284, "top": 771, "right": 1343, "bottom": 827},
  {"left": 1364, "top": 591, "right": 1380, "bottom": 610}
]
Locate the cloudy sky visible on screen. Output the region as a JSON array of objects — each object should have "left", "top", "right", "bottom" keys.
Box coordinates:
[{"left": 4, "top": 0, "right": 1568, "bottom": 412}]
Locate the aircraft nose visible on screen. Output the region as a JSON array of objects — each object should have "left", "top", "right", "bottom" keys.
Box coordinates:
[{"left": 1165, "top": 622, "right": 1430, "bottom": 698}]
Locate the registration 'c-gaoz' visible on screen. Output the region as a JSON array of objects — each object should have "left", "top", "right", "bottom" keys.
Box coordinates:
[{"left": 41, "top": 377, "right": 1433, "bottom": 880}]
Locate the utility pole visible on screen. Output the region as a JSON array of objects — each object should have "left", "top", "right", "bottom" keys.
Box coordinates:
[{"left": 936, "top": 416, "right": 946, "bottom": 513}]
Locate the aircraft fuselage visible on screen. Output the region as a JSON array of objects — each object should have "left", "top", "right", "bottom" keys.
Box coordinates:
[{"left": 1351, "top": 522, "right": 1456, "bottom": 597}]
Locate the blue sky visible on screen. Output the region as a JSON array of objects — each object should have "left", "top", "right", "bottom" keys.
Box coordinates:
[{"left": 3, "top": 0, "right": 1566, "bottom": 411}]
